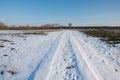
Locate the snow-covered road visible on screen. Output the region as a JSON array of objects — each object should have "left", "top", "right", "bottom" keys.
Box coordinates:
[{"left": 0, "top": 30, "right": 119, "bottom": 80}]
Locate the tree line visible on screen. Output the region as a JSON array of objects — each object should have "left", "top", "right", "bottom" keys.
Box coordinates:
[{"left": 0, "top": 22, "right": 120, "bottom": 30}]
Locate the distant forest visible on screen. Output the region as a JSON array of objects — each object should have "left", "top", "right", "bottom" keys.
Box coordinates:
[{"left": 0, "top": 22, "right": 120, "bottom": 30}]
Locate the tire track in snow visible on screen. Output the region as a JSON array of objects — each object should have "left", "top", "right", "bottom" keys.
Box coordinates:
[
  {"left": 71, "top": 32, "right": 120, "bottom": 80},
  {"left": 28, "top": 32, "right": 63, "bottom": 80},
  {"left": 28, "top": 30, "right": 111, "bottom": 80},
  {"left": 70, "top": 32, "right": 104, "bottom": 80},
  {"left": 66, "top": 32, "right": 83, "bottom": 80},
  {"left": 46, "top": 31, "right": 83, "bottom": 80}
]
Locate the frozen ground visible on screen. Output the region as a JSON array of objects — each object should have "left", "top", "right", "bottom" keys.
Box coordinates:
[{"left": 0, "top": 30, "right": 119, "bottom": 80}]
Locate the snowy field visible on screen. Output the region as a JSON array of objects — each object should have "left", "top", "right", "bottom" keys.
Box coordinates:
[{"left": 0, "top": 30, "right": 120, "bottom": 80}]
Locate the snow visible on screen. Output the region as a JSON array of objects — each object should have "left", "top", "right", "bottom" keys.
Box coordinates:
[{"left": 0, "top": 30, "right": 119, "bottom": 80}]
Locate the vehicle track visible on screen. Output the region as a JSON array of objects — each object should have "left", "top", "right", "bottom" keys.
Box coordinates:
[
  {"left": 70, "top": 31, "right": 104, "bottom": 80},
  {"left": 46, "top": 31, "right": 83, "bottom": 80},
  {"left": 28, "top": 30, "right": 119, "bottom": 80},
  {"left": 71, "top": 31, "right": 120, "bottom": 80},
  {"left": 28, "top": 32, "right": 63, "bottom": 80},
  {"left": 28, "top": 31, "right": 103, "bottom": 80}
]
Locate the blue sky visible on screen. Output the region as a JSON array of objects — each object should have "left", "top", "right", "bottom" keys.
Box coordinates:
[{"left": 0, "top": 0, "right": 120, "bottom": 26}]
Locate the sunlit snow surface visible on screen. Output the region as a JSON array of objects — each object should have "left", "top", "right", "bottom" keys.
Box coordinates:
[{"left": 0, "top": 30, "right": 120, "bottom": 80}]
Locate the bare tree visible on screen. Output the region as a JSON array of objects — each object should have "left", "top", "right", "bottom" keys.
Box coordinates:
[
  {"left": 0, "top": 22, "right": 6, "bottom": 26},
  {"left": 68, "top": 23, "right": 72, "bottom": 27}
]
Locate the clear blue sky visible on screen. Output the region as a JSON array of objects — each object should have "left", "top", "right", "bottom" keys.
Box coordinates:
[{"left": 0, "top": 0, "right": 120, "bottom": 26}]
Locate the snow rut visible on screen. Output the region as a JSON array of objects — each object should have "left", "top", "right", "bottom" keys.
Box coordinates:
[
  {"left": 71, "top": 31, "right": 120, "bottom": 80},
  {"left": 46, "top": 31, "right": 83, "bottom": 80},
  {"left": 70, "top": 32, "right": 104, "bottom": 80},
  {"left": 28, "top": 32, "right": 63, "bottom": 80},
  {"left": 45, "top": 31, "right": 104, "bottom": 80},
  {"left": 28, "top": 31, "right": 112, "bottom": 80}
]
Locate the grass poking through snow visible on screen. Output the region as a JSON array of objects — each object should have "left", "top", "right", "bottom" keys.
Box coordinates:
[{"left": 81, "top": 29, "right": 120, "bottom": 44}]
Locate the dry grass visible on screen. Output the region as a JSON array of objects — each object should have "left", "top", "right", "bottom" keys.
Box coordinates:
[
  {"left": 81, "top": 29, "right": 120, "bottom": 44},
  {"left": 23, "top": 32, "right": 48, "bottom": 35}
]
